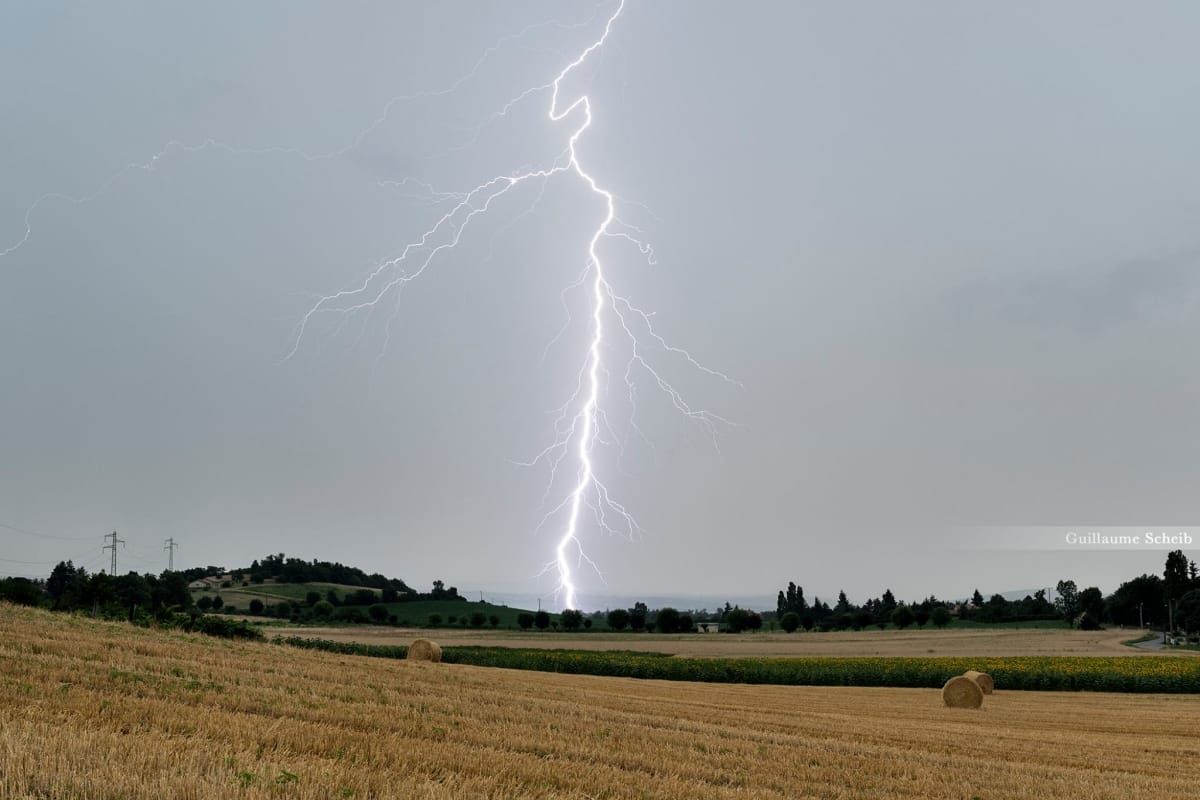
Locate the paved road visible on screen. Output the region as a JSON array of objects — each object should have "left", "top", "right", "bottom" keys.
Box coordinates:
[{"left": 1133, "top": 635, "right": 1165, "bottom": 651}]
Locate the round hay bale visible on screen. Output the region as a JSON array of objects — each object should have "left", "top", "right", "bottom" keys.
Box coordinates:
[
  {"left": 942, "top": 675, "right": 983, "bottom": 708},
  {"left": 964, "top": 669, "right": 994, "bottom": 694},
  {"left": 407, "top": 638, "right": 442, "bottom": 663}
]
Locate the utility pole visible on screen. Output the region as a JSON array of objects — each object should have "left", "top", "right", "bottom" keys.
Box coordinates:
[
  {"left": 164, "top": 537, "right": 178, "bottom": 571},
  {"left": 102, "top": 531, "right": 125, "bottom": 575}
]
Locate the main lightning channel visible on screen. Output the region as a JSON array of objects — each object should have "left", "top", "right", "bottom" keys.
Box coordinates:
[{"left": 290, "top": 0, "right": 737, "bottom": 610}]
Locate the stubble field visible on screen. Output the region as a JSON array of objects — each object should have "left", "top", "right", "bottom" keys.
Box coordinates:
[{"left": 3, "top": 604, "right": 1198, "bottom": 800}]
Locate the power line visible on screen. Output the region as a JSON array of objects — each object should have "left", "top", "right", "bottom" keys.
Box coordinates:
[{"left": 0, "top": 520, "right": 95, "bottom": 542}]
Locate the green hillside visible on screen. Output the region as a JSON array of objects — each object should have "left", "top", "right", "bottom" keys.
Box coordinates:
[{"left": 191, "top": 579, "right": 563, "bottom": 629}]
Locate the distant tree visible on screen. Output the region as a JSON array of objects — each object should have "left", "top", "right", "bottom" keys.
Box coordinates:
[
  {"left": 1030, "top": 588, "right": 1055, "bottom": 616},
  {"left": 851, "top": 610, "right": 872, "bottom": 631},
  {"left": 211, "top": 594, "right": 224, "bottom": 611},
  {"left": 1106, "top": 574, "right": 1164, "bottom": 627},
  {"left": 724, "top": 607, "right": 761, "bottom": 633},
  {"left": 723, "top": 607, "right": 748, "bottom": 633},
  {"left": 304, "top": 590, "right": 321, "bottom": 606},
  {"left": 930, "top": 606, "right": 951, "bottom": 628},
  {"left": 913, "top": 606, "right": 931, "bottom": 628},
  {"left": 780, "top": 612, "right": 800, "bottom": 633},
  {"left": 1078, "top": 612, "right": 1101, "bottom": 631},
  {"left": 369, "top": 604, "right": 389, "bottom": 623},
  {"left": 517, "top": 612, "right": 535, "bottom": 630},
  {"left": 1178, "top": 589, "right": 1200, "bottom": 633},
  {"left": 488, "top": 614, "right": 500, "bottom": 628},
  {"left": 196, "top": 595, "right": 213, "bottom": 611},
  {"left": 346, "top": 588, "right": 377, "bottom": 606},
  {"left": 628, "top": 603, "right": 647, "bottom": 632},
  {"left": 606, "top": 608, "right": 630, "bottom": 631},
  {"left": 891, "top": 605, "right": 915, "bottom": 630},
  {"left": 971, "top": 589, "right": 984, "bottom": 607},
  {"left": 880, "top": 589, "right": 897, "bottom": 618},
  {"left": 583, "top": 617, "right": 594, "bottom": 629},
  {"left": 1078, "top": 586, "right": 1104, "bottom": 620},
  {"left": 248, "top": 598, "right": 265, "bottom": 616},
  {"left": 801, "top": 612, "right": 815, "bottom": 632},
  {"left": 676, "top": 614, "right": 693, "bottom": 633},
  {"left": 325, "top": 589, "right": 340, "bottom": 607},
  {"left": 459, "top": 615, "right": 469, "bottom": 626},
  {"left": 0, "top": 577, "right": 43, "bottom": 607},
  {"left": 534, "top": 610, "right": 551, "bottom": 630},
  {"left": 1055, "top": 580, "right": 1079, "bottom": 627},
  {"left": 560, "top": 609, "right": 584, "bottom": 631},
  {"left": 469, "top": 611, "right": 487, "bottom": 628},
  {"left": 1165, "top": 550, "right": 1191, "bottom": 605},
  {"left": 428, "top": 613, "right": 443, "bottom": 627},
  {"left": 834, "top": 590, "right": 851, "bottom": 614},
  {"left": 381, "top": 587, "right": 399, "bottom": 604},
  {"left": 654, "top": 607, "right": 680, "bottom": 634},
  {"left": 311, "top": 600, "right": 333, "bottom": 619},
  {"left": 46, "top": 561, "right": 78, "bottom": 609}
]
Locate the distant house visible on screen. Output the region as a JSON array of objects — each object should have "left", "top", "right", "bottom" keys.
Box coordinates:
[
  {"left": 188, "top": 575, "right": 228, "bottom": 591},
  {"left": 696, "top": 621, "right": 720, "bottom": 633}
]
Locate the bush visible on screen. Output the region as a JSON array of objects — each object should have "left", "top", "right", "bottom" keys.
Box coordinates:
[
  {"left": 368, "top": 603, "right": 389, "bottom": 622},
  {"left": 312, "top": 600, "right": 334, "bottom": 619},
  {"left": 196, "top": 596, "right": 213, "bottom": 612},
  {"left": 305, "top": 591, "right": 321, "bottom": 607},
  {"left": 517, "top": 612, "right": 534, "bottom": 630},
  {"left": 249, "top": 599, "right": 265, "bottom": 616},
  {"left": 655, "top": 608, "right": 680, "bottom": 634},
  {"left": 606, "top": 609, "right": 629, "bottom": 631},
  {"left": 190, "top": 614, "right": 263, "bottom": 640},
  {"left": 560, "top": 609, "right": 584, "bottom": 631},
  {"left": 780, "top": 612, "right": 800, "bottom": 633},
  {"left": 488, "top": 614, "right": 500, "bottom": 628},
  {"left": 469, "top": 611, "right": 487, "bottom": 628},
  {"left": 724, "top": 608, "right": 761, "bottom": 633},
  {"left": 891, "top": 606, "right": 915, "bottom": 630},
  {"left": 428, "top": 613, "right": 443, "bottom": 627},
  {"left": 211, "top": 595, "right": 224, "bottom": 611},
  {"left": 534, "top": 610, "right": 550, "bottom": 630},
  {"left": 931, "top": 606, "right": 952, "bottom": 628}
]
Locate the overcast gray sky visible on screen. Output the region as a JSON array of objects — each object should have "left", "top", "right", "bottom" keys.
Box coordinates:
[{"left": 2, "top": 2, "right": 1198, "bottom": 610}]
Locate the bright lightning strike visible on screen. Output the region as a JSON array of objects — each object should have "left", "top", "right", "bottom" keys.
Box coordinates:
[
  {"left": 290, "top": 0, "right": 736, "bottom": 610},
  {"left": 3, "top": 1, "right": 736, "bottom": 611}
]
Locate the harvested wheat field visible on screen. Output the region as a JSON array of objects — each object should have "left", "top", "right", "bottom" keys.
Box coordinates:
[{"left": 3, "top": 605, "right": 1198, "bottom": 800}]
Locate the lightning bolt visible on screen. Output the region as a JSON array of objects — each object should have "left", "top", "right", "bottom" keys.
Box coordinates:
[
  {"left": 290, "top": 0, "right": 737, "bottom": 610},
  {"left": 3, "top": 1, "right": 736, "bottom": 611}
]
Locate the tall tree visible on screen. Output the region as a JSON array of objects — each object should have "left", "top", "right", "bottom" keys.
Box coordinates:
[
  {"left": 1055, "top": 579, "right": 1079, "bottom": 627},
  {"left": 1164, "top": 550, "right": 1190, "bottom": 604},
  {"left": 46, "top": 561, "right": 78, "bottom": 609}
]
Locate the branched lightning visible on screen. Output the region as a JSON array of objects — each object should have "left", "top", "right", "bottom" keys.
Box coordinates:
[
  {"left": 290, "top": 0, "right": 737, "bottom": 609},
  {"left": 3, "top": 0, "right": 737, "bottom": 610}
]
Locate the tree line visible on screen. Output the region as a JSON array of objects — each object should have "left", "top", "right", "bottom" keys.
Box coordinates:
[{"left": 772, "top": 549, "right": 1200, "bottom": 633}]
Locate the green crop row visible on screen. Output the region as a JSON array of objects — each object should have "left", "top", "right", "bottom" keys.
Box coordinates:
[{"left": 273, "top": 637, "right": 1200, "bottom": 693}]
